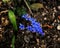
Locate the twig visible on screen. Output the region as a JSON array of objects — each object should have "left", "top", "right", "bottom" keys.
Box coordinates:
[{"left": 24, "top": 0, "right": 33, "bottom": 16}]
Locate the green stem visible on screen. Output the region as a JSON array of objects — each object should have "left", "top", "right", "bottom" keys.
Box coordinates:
[{"left": 12, "top": 35, "right": 15, "bottom": 48}]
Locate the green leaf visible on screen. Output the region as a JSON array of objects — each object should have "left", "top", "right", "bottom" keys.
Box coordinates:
[{"left": 8, "top": 10, "right": 18, "bottom": 31}]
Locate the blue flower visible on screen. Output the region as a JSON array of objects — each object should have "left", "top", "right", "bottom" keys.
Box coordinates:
[
  {"left": 19, "top": 23, "right": 25, "bottom": 30},
  {"left": 22, "top": 14, "right": 31, "bottom": 21},
  {"left": 32, "top": 28, "right": 36, "bottom": 32},
  {"left": 26, "top": 26, "right": 32, "bottom": 31},
  {"left": 29, "top": 18, "right": 36, "bottom": 22},
  {"left": 38, "top": 31, "right": 44, "bottom": 36},
  {"left": 22, "top": 14, "right": 27, "bottom": 18}
]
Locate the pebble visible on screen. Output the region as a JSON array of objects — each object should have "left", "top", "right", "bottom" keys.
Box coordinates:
[
  {"left": 24, "top": 35, "right": 30, "bottom": 43},
  {"left": 44, "top": 17, "right": 47, "bottom": 20},
  {"left": 58, "top": 6, "right": 60, "bottom": 10},
  {"left": 57, "top": 24, "right": 60, "bottom": 30},
  {"left": 58, "top": 38, "right": 60, "bottom": 41},
  {"left": 41, "top": 44, "right": 46, "bottom": 48},
  {"left": 36, "top": 38, "right": 39, "bottom": 45},
  {"left": 53, "top": 35, "right": 58, "bottom": 38}
]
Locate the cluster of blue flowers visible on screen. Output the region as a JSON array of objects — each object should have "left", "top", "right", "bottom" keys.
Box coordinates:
[{"left": 19, "top": 14, "right": 44, "bottom": 35}]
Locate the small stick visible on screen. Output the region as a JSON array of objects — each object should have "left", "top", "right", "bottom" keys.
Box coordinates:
[{"left": 24, "top": 0, "right": 33, "bottom": 16}]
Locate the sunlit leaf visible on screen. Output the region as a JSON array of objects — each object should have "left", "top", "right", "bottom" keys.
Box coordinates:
[
  {"left": 8, "top": 10, "right": 18, "bottom": 31},
  {"left": 30, "top": 3, "right": 44, "bottom": 11}
]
